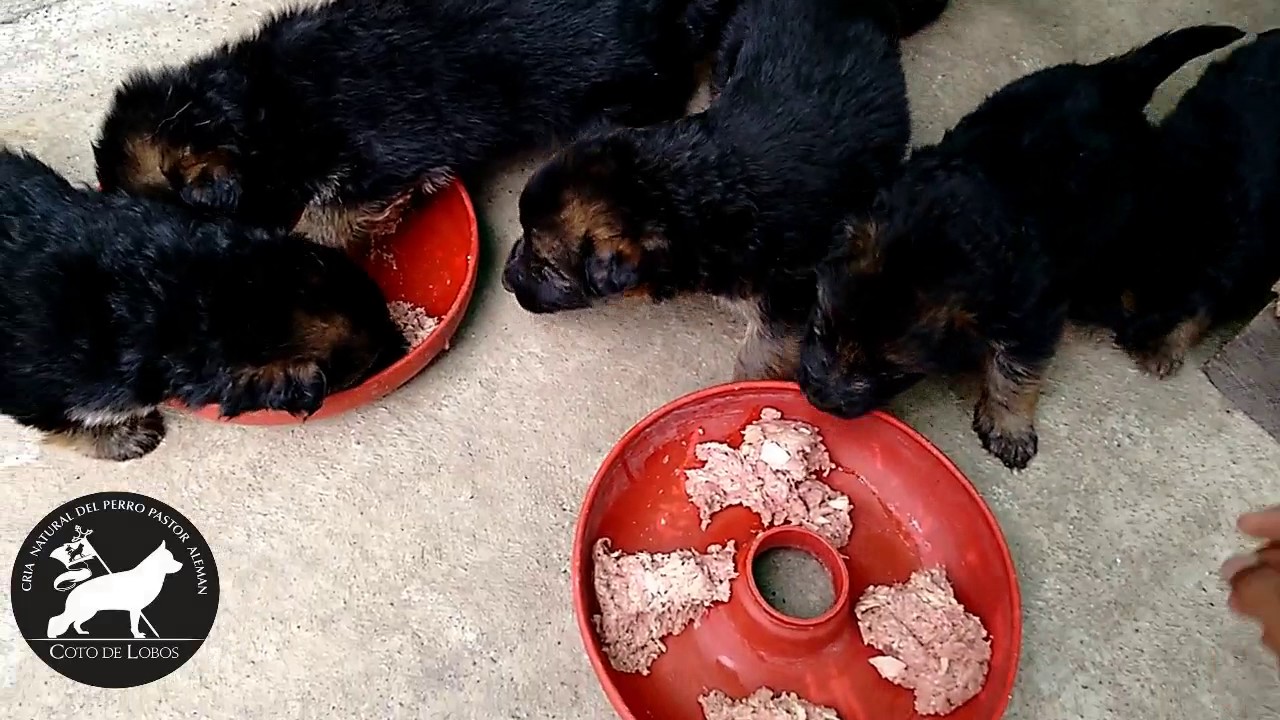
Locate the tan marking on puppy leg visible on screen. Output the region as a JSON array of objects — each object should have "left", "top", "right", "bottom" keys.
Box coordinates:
[
  {"left": 733, "top": 311, "right": 803, "bottom": 382},
  {"left": 294, "top": 203, "right": 373, "bottom": 251},
  {"left": 972, "top": 348, "right": 1044, "bottom": 470},
  {"left": 293, "top": 190, "right": 418, "bottom": 252},
  {"left": 233, "top": 359, "right": 322, "bottom": 390},
  {"left": 45, "top": 412, "right": 166, "bottom": 462},
  {"left": 1134, "top": 311, "right": 1211, "bottom": 379}
]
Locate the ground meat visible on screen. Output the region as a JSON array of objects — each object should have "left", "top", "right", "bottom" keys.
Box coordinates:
[
  {"left": 684, "top": 408, "right": 852, "bottom": 547},
  {"left": 592, "top": 538, "right": 737, "bottom": 674},
  {"left": 699, "top": 688, "right": 841, "bottom": 720},
  {"left": 855, "top": 568, "right": 991, "bottom": 716},
  {"left": 388, "top": 300, "right": 440, "bottom": 347}
]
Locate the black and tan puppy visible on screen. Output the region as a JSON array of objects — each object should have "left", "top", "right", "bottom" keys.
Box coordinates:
[
  {"left": 798, "top": 25, "right": 1245, "bottom": 470},
  {"left": 0, "top": 149, "right": 406, "bottom": 461},
  {"left": 1115, "top": 29, "right": 1280, "bottom": 376},
  {"left": 94, "top": 0, "right": 735, "bottom": 250},
  {"left": 503, "top": 0, "right": 948, "bottom": 380}
]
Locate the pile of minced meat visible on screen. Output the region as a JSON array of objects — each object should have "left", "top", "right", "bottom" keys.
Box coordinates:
[{"left": 591, "top": 408, "right": 991, "bottom": 718}]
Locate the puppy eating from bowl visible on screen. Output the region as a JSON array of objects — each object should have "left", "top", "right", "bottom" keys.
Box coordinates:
[
  {"left": 502, "top": 0, "right": 950, "bottom": 382},
  {"left": 797, "top": 26, "right": 1246, "bottom": 470},
  {"left": 0, "top": 149, "right": 407, "bottom": 461},
  {"left": 93, "top": 0, "right": 738, "bottom": 251}
]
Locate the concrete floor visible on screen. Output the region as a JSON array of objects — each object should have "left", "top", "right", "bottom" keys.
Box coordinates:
[{"left": 2, "top": 0, "right": 1280, "bottom": 718}]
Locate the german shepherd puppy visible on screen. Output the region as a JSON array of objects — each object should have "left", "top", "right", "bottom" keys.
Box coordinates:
[
  {"left": 1116, "top": 28, "right": 1280, "bottom": 376},
  {"left": 94, "top": 0, "right": 736, "bottom": 249},
  {"left": 47, "top": 542, "right": 183, "bottom": 638},
  {"left": 0, "top": 150, "right": 406, "bottom": 461},
  {"left": 503, "top": 0, "right": 948, "bottom": 381},
  {"left": 798, "top": 26, "right": 1245, "bottom": 470}
]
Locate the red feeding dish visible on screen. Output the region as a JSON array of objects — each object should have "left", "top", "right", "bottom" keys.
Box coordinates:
[
  {"left": 572, "top": 381, "right": 1021, "bottom": 720},
  {"left": 178, "top": 180, "right": 479, "bottom": 426}
]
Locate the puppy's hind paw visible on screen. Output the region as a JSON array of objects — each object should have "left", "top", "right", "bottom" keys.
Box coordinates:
[
  {"left": 48, "top": 412, "right": 167, "bottom": 462},
  {"left": 1123, "top": 313, "right": 1208, "bottom": 379}
]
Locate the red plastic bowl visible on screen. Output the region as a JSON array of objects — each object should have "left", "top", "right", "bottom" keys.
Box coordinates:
[
  {"left": 178, "top": 180, "right": 478, "bottom": 425},
  {"left": 572, "top": 381, "right": 1021, "bottom": 720}
]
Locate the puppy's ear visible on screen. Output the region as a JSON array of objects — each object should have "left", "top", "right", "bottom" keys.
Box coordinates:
[
  {"left": 176, "top": 150, "right": 242, "bottom": 213},
  {"left": 585, "top": 243, "right": 642, "bottom": 296}
]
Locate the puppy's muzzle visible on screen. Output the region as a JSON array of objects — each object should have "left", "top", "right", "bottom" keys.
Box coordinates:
[{"left": 502, "top": 235, "right": 590, "bottom": 313}]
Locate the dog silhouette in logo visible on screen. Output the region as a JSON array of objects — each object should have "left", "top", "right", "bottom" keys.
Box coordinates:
[{"left": 47, "top": 542, "right": 183, "bottom": 638}]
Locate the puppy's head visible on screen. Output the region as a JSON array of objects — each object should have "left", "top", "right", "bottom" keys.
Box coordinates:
[
  {"left": 503, "top": 135, "right": 667, "bottom": 313},
  {"left": 95, "top": 63, "right": 257, "bottom": 221},
  {"left": 799, "top": 211, "right": 979, "bottom": 418},
  {"left": 231, "top": 238, "right": 410, "bottom": 394}
]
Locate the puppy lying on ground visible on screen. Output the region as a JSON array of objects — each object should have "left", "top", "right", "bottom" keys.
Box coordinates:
[
  {"left": 94, "top": 0, "right": 735, "bottom": 250},
  {"left": 503, "top": 0, "right": 948, "bottom": 381},
  {"left": 798, "top": 25, "right": 1245, "bottom": 470},
  {"left": 1115, "top": 29, "right": 1280, "bottom": 376},
  {"left": 0, "top": 150, "right": 406, "bottom": 461}
]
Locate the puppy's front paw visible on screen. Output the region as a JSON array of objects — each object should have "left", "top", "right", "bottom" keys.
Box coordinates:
[
  {"left": 1131, "top": 344, "right": 1185, "bottom": 379},
  {"left": 222, "top": 361, "right": 327, "bottom": 418},
  {"left": 972, "top": 403, "right": 1038, "bottom": 470}
]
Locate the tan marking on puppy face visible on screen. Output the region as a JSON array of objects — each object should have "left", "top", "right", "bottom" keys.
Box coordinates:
[
  {"left": 118, "top": 134, "right": 235, "bottom": 196},
  {"left": 121, "top": 135, "right": 169, "bottom": 192},
  {"left": 561, "top": 193, "right": 624, "bottom": 248},
  {"left": 523, "top": 189, "right": 633, "bottom": 274}
]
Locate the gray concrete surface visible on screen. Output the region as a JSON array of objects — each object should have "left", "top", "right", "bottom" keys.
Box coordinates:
[{"left": 2, "top": 0, "right": 1280, "bottom": 718}]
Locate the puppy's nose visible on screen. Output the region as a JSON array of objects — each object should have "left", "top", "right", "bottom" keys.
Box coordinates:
[{"left": 501, "top": 238, "right": 527, "bottom": 293}]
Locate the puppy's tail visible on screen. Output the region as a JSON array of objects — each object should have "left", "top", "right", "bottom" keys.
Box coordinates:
[
  {"left": 864, "top": 0, "right": 949, "bottom": 39},
  {"left": 1103, "top": 25, "right": 1245, "bottom": 105}
]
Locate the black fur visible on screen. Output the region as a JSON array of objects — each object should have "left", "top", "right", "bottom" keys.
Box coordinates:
[
  {"left": 0, "top": 149, "right": 407, "bottom": 461},
  {"left": 94, "top": 0, "right": 736, "bottom": 243},
  {"left": 798, "top": 25, "right": 1245, "bottom": 469},
  {"left": 1116, "top": 28, "right": 1280, "bottom": 375},
  {"left": 503, "top": 0, "right": 948, "bottom": 380}
]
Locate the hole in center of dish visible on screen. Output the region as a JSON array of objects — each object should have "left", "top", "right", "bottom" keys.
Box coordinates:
[{"left": 751, "top": 547, "right": 835, "bottom": 619}]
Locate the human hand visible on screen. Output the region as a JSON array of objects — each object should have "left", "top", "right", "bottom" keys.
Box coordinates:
[{"left": 1222, "top": 507, "right": 1280, "bottom": 660}]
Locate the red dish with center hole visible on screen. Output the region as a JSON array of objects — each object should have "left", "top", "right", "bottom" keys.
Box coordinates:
[
  {"left": 572, "top": 381, "right": 1021, "bottom": 720},
  {"left": 173, "top": 180, "right": 479, "bottom": 426}
]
